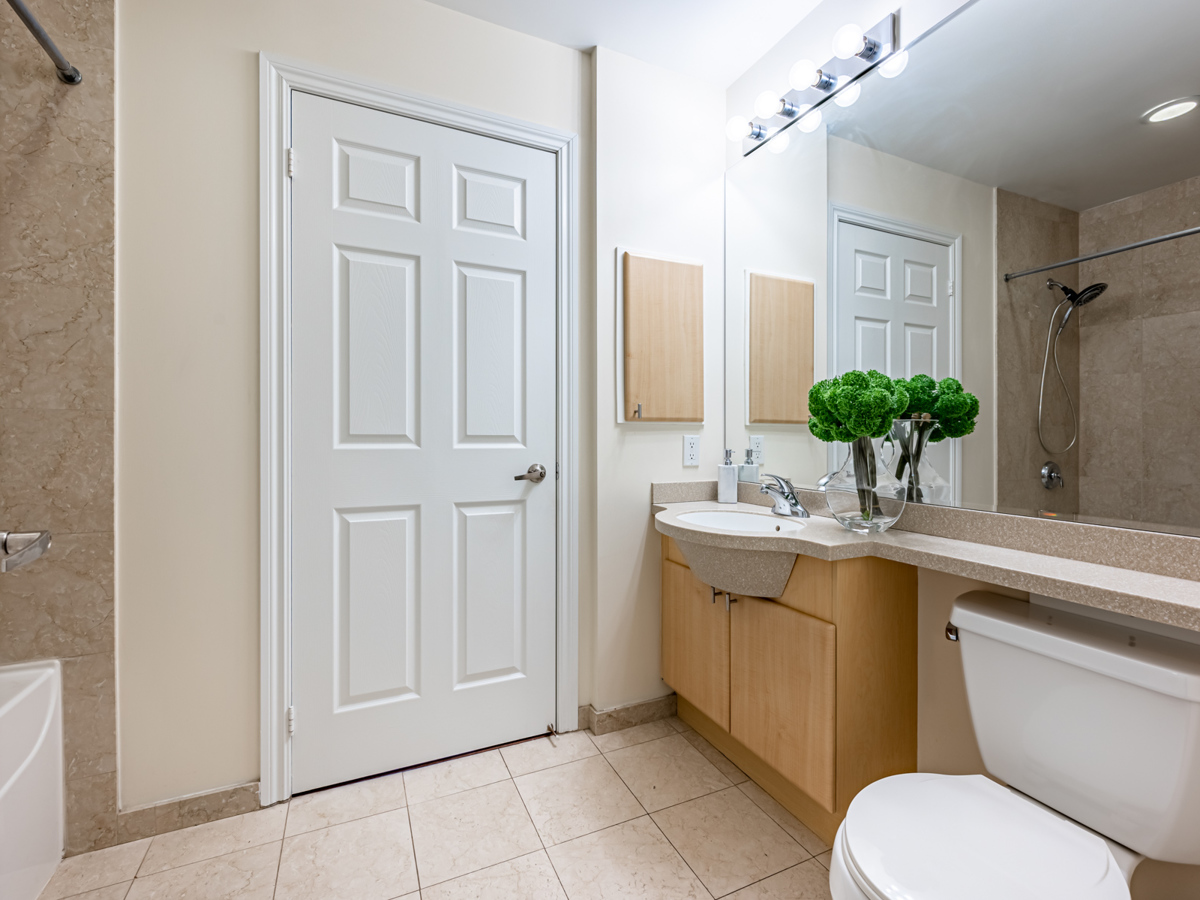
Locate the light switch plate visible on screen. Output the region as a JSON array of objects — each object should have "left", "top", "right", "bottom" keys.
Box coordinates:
[
  {"left": 683, "top": 435, "right": 700, "bottom": 467},
  {"left": 750, "top": 435, "right": 765, "bottom": 464}
]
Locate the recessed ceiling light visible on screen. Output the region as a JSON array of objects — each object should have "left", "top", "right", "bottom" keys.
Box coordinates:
[{"left": 1143, "top": 97, "right": 1199, "bottom": 123}]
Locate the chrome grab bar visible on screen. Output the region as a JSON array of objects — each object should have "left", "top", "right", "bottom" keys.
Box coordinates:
[{"left": 0, "top": 531, "right": 52, "bottom": 573}]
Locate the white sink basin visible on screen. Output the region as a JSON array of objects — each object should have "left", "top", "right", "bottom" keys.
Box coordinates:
[{"left": 677, "top": 511, "right": 806, "bottom": 535}]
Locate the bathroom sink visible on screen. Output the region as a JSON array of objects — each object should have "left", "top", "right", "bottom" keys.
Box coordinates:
[{"left": 677, "top": 510, "right": 806, "bottom": 535}]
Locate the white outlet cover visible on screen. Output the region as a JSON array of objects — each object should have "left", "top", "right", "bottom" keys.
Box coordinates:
[
  {"left": 750, "top": 435, "right": 765, "bottom": 464},
  {"left": 683, "top": 435, "right": 700, "bottom": 467}
]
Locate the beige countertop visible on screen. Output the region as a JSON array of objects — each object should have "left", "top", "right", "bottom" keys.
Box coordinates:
[{"left": 654, "top": 501, "right": 1200, "bottom": 633}]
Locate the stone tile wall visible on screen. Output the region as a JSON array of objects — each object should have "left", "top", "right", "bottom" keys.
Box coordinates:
[
  {"left": 1079, "top": 176, "right": 1200, "bottom": 528},
  {"left": 0, "top": 0, "right": 116, "bottom": 854}
]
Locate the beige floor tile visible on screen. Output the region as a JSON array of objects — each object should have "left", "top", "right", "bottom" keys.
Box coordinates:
[
  {"left": 274, "top": 807, "right": 417, "bottom": 900},
  {"left": 404, "top": 749, "right": 510, "bottom": 804},
  {"left": 51, "top": 882, "right": 132, "bottom": 900},
  {"left": 285, "top": 770, "right": 407, "bottom": 836},
  {"left": 40, "top": 838, "right": 150, "bottom": 899},
  {"left": 125, "top": 842, "right": 281, "bottom": 900},
  {"left": 409, "top": 779, "right": 542, "bottom": 886},
  {"left": 500, "top": 730, "right": 599, "bottom": 777},
  {"left": 737, "top": 781, "right": 828, "bottom": 856},
  {"left": 815, "top": 850, "right": 832, "bottom": 869},
  {"left": 653, "top": 787, "right": 805, "bottom": 898},
  {"left": 681, "top": 731, "right": 749, "bottom": 785},
  {"left": 605, "top": 734, "right": 730, "bottom": 813},
  {"left": 665, "top": 717, "right": 694, "bottom": 734},
  {"left": 590, "top": 720, "right": 676, "bottom": 753},
  {"left": 138, "top": 805, "right": 286, "bottom": 875},
  {"left": 547, "top": 816, "right": 709, "bottom": 900},
  {"left": 726, "top": 860, "right": 832, "bottom": 899},
  {"left": 421, "top": 850, "right": 566, "bottom": 900},
  {"left": 514, "top": 755, "right": 645, "bottom": 845}
]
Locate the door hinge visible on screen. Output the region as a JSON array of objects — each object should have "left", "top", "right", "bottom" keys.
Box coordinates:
[
  {"left": 286, "top": 148, "right": 295, "bottom": 178},
  {"left": 556, "top": 462, "right": 560, "bottom": 480},
  {"left": 947, "top": 278, "right": 955, "bottom": 297},
  {"left": 287, "top": 706, "right": 296, "bottom": 736}
]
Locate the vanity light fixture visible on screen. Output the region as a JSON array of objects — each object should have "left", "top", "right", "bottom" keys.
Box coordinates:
[
  {"left": 833, "top": 79, "right": 861, "bottom": 107},
  {"left": 726, "top": 115, "right": 766, "bottom": 142},
  {"left": 767, "top": 129, "right": 791, "bottom": 154},
  {"left": 879, "top": 49, "right": 909, "bottom": 78},
  {"left": 788, "top": 59, "right": 837, "bottom": 93},
  {"left": 1142, "top": 96, "right": 1198, "bottom": 123},
  {"left": 832, "top": 23, "right": 882, "bottom": 61},
  {"left": 796, "top": 105, "right": 822, "bottom": 133},
  {"left": 754, "top": 91, "right": 801, "bottom": 119}
]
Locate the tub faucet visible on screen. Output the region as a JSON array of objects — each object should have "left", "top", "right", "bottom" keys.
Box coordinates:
[{"left": 760, "top": 475, "right": 809, "bottom": 518}]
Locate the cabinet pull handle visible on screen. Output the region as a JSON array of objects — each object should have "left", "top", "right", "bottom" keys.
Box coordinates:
[{"left": 726, "top": 593, "right": 738, "bottom": 612}]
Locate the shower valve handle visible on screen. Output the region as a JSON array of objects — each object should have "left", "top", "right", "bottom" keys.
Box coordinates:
[{"left": 0, "top": 530, "right": 52, "bottom": 573}]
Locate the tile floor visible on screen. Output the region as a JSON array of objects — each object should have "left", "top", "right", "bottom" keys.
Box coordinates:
[{"left": 39, "top": 718, "right": 834, "bottom": 900}]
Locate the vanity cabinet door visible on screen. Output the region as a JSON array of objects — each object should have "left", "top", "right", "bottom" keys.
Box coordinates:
[
  {"left": 661, "top": 559, "right": 730, "bottom": 729},
  {"left": 730, "top": 596, "right": 836, "bottom": 812}
]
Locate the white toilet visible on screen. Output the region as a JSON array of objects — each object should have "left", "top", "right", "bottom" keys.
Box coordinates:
[{"left": 829, "top": 591, "right": 1200, "bottom": 899}]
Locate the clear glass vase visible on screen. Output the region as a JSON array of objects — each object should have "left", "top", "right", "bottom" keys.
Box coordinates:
[
  {"left": 824, "top": 434, "right": 907, "bottom": 533},
  {"left": 887, "top": 419, "right": 952, "bottom": 505}
]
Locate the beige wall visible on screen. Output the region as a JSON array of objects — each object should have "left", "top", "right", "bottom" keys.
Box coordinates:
[
  {"left": 0, "top": 0, "right": 116, "bottom": 855},
  {"left": 1079, "top": 176, "right": 1200, "bottom": 530},
  {"left": 591, "top": 47, "right": 727, "bottom": 711},
  {"left": 994, "top": 190, "right": 1080, "bottom": 515},
  {"left": 116, "top": 0, "right": 592, "bottom": 809},
  {"left": 827, "top": 137, "right": 996, "bottom": 509}
]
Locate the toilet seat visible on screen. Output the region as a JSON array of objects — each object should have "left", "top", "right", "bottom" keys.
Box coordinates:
[{"left": 836, "top": 774, "right": 1131, "bottom": 900}]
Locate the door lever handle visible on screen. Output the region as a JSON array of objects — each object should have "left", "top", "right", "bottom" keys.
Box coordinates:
[
  {"left": 0, "top": 530, "right": 52, "bottom": 573},
  {"left": 514, "top": 464, "right": 547, "bottom": 484}
]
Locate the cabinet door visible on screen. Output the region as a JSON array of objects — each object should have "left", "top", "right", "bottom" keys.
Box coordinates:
[
  {"left": 661, "top": 559, "right": 729, "bottom": 729},
  {"left": 731, "top": 596, "right": 836, "bottom": 811}
]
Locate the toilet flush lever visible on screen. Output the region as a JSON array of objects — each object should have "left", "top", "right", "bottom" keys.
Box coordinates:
[
  {"left": 0, "top": 530, "right": 52, "bottom": 573},
  {"left": 945, "top": 623, "right": 959, "bottom": 642}
]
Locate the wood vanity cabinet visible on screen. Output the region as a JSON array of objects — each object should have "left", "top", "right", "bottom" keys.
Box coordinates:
[{"left": 660, "top": 536, "right": 917, "bottom": 844}]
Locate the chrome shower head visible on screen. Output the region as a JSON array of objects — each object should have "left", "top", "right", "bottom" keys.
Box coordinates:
[
  {"left": 1047, "top": 280, "right": 1107, "bottom": 334},
  {"left": 1074, "top": 282, "right": 1108, "bottom": 306}
]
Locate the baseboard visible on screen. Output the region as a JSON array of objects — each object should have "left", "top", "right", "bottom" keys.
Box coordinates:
[
  {"left": 112, "top": 781, "right": 265, "bottom": 846},
  {"left": 578, "top": 693, "right": 677, "bottom": 736}
]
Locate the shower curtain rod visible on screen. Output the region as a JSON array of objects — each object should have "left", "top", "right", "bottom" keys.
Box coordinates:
[
  {"left": 5, "top": 0, "right": 81, "bottom": 84},
  {"left": 1004, "top": 224, "right": 1200, "bottom": 282}
]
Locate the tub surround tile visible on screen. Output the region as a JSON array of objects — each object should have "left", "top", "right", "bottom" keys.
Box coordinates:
[
  {"left": 737, "top": 781, "right": 828, "bottom": 856},
  {"left": 604, "top": 734, "right": 730, "bottom": 813},
  {"left": 40, "top": 837, "right": 148, "bottom": 899},
  {"left": 726, "top": 859, "right": 833, "bottom": 899},
  {"left": 403, "top": 749, "right": 511, "bottom": 805},
  {"left": 589, "top": 719, "right": 676, "bottom": 752},
  {"left": 66, "top": 771, "right": 119, "bottom": 855},
  {"left": 274, "top": 808, "right": 417, "bottom": 900},
  {"left": 124, "top": 842, "right": 281, "bottom": 900},
  {"left": 500, "top": 730, "right": 599, "bottom": 777},
  {"left": 514, "top": 755, "right": 645, "bottom": 846},
  {"left": 61, "top": 650, "right": 116, "bottom": 779},
  {"left": 138, "top": 805, "right": 286, "bottom": 875},
  {"left": 285, "top": 770, "right": 406, "bottom": 836},
  {"left": 547, "top": 817, "right": 709, "bottom": 900},
  {"left": 408, "top": 779, "right": 542, "bottom": 886},
  {"left": 420, "top": 850, "right": 567, "bottom": 900}
]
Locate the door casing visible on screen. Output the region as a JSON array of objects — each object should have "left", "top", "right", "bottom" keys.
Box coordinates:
[{"left": 259, "top": 53, "right": 581, "bottom": 806}]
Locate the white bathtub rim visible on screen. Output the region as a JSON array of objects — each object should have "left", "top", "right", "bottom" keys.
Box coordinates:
[{"left": 0, "top": 660, "right": 61, "bottom": 803}]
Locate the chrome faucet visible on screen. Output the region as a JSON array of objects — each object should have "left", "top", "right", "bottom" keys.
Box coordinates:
[{"left": 760, "top": 474, "right": 809, "bottom": 518}]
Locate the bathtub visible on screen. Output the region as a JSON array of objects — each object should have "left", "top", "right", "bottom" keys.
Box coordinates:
[{"left": 0, "top": 660, "right": 63, "bottom": 900}]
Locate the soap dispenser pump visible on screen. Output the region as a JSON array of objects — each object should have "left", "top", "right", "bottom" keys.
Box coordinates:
[
  {"left": 718, "top": 449, "right": 738, "bottom": 504},
  {"left": 739, "top": 449, "right": 759, "bottom": 483}
]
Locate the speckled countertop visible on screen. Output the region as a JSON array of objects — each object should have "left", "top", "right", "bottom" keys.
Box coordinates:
[{"left": 654, "top": 501, "right": 1200, "bottom": 633}]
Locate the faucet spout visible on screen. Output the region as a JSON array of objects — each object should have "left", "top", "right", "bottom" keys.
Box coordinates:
[{"left": 760, "top": 474, "right": 809, "bottom": 518}]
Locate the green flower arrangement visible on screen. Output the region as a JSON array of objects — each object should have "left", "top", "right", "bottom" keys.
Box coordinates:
[
  {"left": 892, "top": 374, "right": 980, "bottom": 442},
  {"left": 807, "top": 370, "right": 910, "bottom": 443}
]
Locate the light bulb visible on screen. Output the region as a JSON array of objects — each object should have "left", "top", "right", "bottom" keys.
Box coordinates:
[
  {"left": 834, "top": 80, "right": 860, "bottom": 107},
  {"left": 833, "top": 23, "right": 865, "bottom": 59},
  {"left": 726, "top": 116, "right": 752, "bottom": 142},
  {"left": 788, "top": 59, "right": 819, "bottom": 91},
  {"left": 767, "top": 130, "right": 791, "bottom": 154},
  {"left": 880, "top": 49, "right": 909, "bottom": 78},
  {"left": 796, "top": 105, "right": 822, "bottom": 133},
  {"left": 754, "top": 90, "right": 783, "bottom": 119}
]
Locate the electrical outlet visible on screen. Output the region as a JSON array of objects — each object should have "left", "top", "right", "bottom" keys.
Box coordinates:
[
  {"left": 750, "top": 435, "right": 765, "bottom": 464},
  {"left": 683, "top": 435, "right": 700, "bottom": 467}
]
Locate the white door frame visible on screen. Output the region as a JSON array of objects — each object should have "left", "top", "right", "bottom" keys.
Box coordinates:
[
  {"left": 259, "top": 53, "right": 580, "bottom": 807},
  {"left": 827, "top": 203, "right": 963, "bottom": 502}
]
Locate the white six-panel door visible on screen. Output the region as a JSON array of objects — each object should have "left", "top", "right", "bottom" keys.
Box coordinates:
[
  {"left": 834, "top": 219, "right": 957, "bottom": 493},
  {"left": 289, "top": 91, "right": 558, "bottom": 792}
]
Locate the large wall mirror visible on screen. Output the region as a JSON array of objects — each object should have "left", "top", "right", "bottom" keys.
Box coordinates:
[{"left": 725, "top": 0, "right": 1200, "bottom": 536}]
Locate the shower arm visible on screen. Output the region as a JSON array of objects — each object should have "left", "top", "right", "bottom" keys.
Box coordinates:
[
  {"left": 4, "top": 0, "right": 82, "bottom": 84},
  {"left": 1004, "top": 225, "right": 1200, "bottom": 282}
]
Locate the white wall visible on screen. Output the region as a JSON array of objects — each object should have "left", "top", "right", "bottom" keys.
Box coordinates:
[
  {"left": 591, "top": 47, "right": 727, "bottom": 711},
  {"left": 116, "top": 0, "right": 592, "bottom": 809},
  {"left": 827, "top": 137, "right": 996, "bottom": 508}
]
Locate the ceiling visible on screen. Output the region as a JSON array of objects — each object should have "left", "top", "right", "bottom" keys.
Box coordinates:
[
  {"left": 421, "top": 0, "right": 823, "bottom": 88},
  {"left": 825, "top": 0, "right": 1200, "bottom": 210}
]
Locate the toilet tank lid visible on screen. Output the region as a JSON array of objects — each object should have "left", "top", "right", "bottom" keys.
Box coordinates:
[{"left": 951, "top": 592, "right": 1200, "bottom": 701}]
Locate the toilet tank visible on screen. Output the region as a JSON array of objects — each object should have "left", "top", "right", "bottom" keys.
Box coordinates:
[{"left": 950, "top": 592, "right": 1200, "bottom": 865}]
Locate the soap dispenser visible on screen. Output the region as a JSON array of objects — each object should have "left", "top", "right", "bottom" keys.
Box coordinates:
[
  {"left": 739, "top": 449, "right": 759, "bottom": 483},
  {"left": 718, "top": 449, "right": 738, "bottom": 503}
]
